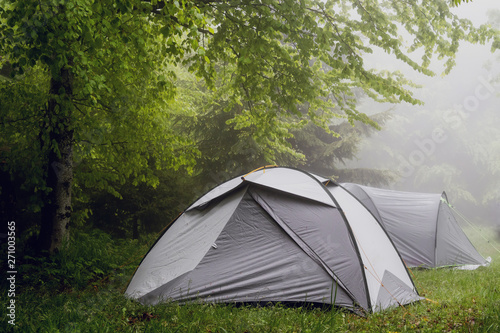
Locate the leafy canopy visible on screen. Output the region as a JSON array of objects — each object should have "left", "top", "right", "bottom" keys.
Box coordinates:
[
  {"left": 0, "top": 0, "right": 203, "bottom": 219},
  {"left": 1, "top": 0, "right": 499, "bottom": 219},
  {"left": 188, "top": 0, "right": 499, "bottom": 160}
]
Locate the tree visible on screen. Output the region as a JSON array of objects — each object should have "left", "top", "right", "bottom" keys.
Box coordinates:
[
  {"left": 290, "top": 111, "right": 398, "bottom": 186},
  {"left": 0, "top": 0, "right": 202, "bottom": 253},
  {"left": 1, "top": 0, "right": 498, "bottom": 253},
  {"left": 177, "top": 62, "right": 392, "bottom": 195}
]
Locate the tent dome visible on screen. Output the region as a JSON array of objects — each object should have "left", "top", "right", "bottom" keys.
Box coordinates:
[
  {"left": 342, "top": 183, "right": 488, "bottom": 269},
  {"left": 126, "top": 167, "right": 422, "bottom": 314}
]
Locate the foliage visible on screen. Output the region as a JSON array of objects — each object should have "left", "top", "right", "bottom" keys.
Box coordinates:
[
  {"left": 0, "top": 0, "right": 203, "bottom": 250},
  {"left": 86, "top": 167, "right": 196, "bottom": 238},
  {"left": 175, "top": 65, "right": 396, "bottom": 196},
  {"left": 0, "top": 0, "right": 200, "bottom": 201},
  {"left": 0, "top": 67, "right": 46, "bottom": 192},
  {"left": 191, "top": 0, "right": 500, "bottom": 158},
  {"left": 290, "top": 110, "right": 399, "bottom": 184},
  {"left": 0, "top": 228, "right": 150, "bottom": 293},
  {"left": 453, "top": 0, "right": 472, "bottom": 5}
]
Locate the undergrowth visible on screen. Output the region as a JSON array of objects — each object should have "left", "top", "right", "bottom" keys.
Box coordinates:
[{"left": 1, "top": 228, "right": 154, "bottom": 294}]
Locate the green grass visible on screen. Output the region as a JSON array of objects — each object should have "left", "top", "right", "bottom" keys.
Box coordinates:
[{"left": 2, "top": 229, "right": 499, "bottom": 332}]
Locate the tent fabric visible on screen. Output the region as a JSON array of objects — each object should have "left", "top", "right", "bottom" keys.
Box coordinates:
[
  {"left": 126, "top": 167, "right": 422, "bottom": 314},
  {"left": 341, "top": 183, "right": 488, "bottom": 269},
  {"left": 326, "top": 185, "right": 416, "bottom": 309},
  {"left": 187, "top": 167, "right": 335, "bottom": 211}
]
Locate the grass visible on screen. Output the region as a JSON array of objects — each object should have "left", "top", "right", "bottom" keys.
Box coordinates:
[{"left": 2, "top": 228, "right": 499, "bottom": 332}]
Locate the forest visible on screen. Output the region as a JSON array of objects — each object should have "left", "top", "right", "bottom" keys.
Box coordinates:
[{"left": 1, "top": 0, "right": 500, "bottom": 331}]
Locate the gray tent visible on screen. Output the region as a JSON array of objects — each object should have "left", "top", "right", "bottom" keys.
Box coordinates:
[
  {"left": 342, "top": 183, "right": 489, "bottom": 269},
  {"left": 126, "top": 167, "right": 422, "bottom": 314}
]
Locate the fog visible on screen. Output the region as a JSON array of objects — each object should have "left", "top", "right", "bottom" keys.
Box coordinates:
[{"left": 344, "top": 1, "right": 500, "bottom": 227}]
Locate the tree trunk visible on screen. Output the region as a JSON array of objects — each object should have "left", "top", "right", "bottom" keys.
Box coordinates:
[{"left": 38, "top": 66, "right": 74, "bottom": 254}]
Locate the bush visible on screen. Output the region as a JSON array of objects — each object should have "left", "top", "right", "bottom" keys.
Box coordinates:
[{"left": 11, "top": 228, "right": 149, "bottom": 293}]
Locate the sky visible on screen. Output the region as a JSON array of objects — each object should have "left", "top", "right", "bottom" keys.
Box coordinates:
[{"left": 453, "top": 0, "right": 499, "bottom": 23}]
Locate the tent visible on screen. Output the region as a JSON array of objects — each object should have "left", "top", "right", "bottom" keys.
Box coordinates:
[
  {"left": 341, "top": 183, "right": 489, "bottom": 269},
  {"left": 126, "top": 167, "right": 422, "bottom": 314}
]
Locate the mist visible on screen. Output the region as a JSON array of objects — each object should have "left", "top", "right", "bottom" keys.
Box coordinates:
[{"left": 343, "top": 1, "right": 500, "bottom": 227}]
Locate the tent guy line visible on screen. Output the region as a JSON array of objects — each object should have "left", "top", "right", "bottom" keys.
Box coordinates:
[{"left": 445, "top": 201, "right": 500, "bottom": 256}]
